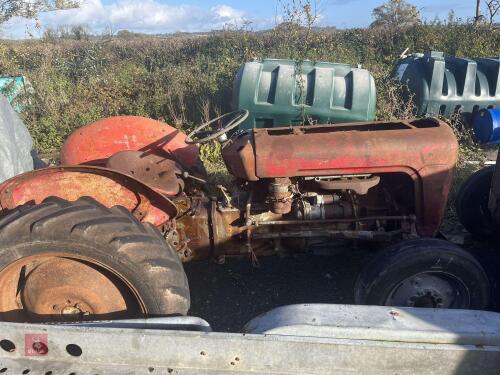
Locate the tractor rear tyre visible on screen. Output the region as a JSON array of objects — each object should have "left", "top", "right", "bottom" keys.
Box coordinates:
[
  {"left": 354, "top": 239, "right": 489, "bottom": 310},
  {"left": 456, "top": 166, "right": 496, "bottom": 238},
  {"left": 0, "top": 197, "right": 190, "bottom": 322}
]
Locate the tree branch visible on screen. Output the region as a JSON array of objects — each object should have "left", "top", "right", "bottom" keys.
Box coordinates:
[{"left": 0, "top": 0, "right": 79, "bottom": 25}]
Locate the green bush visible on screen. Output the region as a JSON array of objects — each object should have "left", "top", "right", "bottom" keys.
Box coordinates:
[
  {"left": 0, "top": 24, "right": 498, "bottom": 156},
  {"left": 0, "top": 24, "right": 498, "bottom": 230}
]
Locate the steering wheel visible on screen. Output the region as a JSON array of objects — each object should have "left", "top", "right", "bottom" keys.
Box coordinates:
[{"left": 185, "top": 110, "right": 249, "bottom": 145}]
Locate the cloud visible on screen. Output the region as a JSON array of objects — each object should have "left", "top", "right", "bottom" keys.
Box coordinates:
[
  {"left": 419, "top": 2, "right": 470, "bottom": 12},
  {"left": 3, "top": 0, "right": 249, "bottom": 38}
]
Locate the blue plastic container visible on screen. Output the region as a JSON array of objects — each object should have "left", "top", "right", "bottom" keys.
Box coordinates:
[{"left": 473, "top": 108, "right": 500, "bottom": 144}]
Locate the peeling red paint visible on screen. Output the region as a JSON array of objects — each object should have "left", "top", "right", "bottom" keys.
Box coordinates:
[
  {"left": 0, "top": 166, "right": 177, "bottom": 226},
  {"left": 60, "top": 116, "right": 199, "bottom": 169}
]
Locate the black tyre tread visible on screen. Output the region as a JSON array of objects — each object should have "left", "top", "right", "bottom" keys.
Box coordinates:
[
  {"left": 31, "top": 205, "right": 103, "bottom": 234},
  {"left": 355, "top": 238, "right": 489, "bottom": 310},
  {"left": 356, "top": 238, "right": 487, "bottom": 286},
  {"left": 113, "top": 239, "right": 183, "bottom": 271},
  {"left": 39, "top": 196, "right": 73, "bottom": 207},
  {"left": 455, "top": 166, "right": 496, "bottom": 238},
  {"left": 0, "top": 201, "right": 65, "bottom": 239},
  {"left": 71, "top": 216, "right": 138, "bottom": 241},
  {"left": 0, "top": 196, "right": 190, "bottom": 316},
  {"left": 111, "top": 205, "right": 149, "bottom": 232},
  {"left": 456, "top": 167, "right": 494, "bottom": 218}
]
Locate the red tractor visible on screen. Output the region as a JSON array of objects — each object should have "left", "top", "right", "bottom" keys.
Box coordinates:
[{"left": 0, "top": 111, "right": 490, "bottom": 322}]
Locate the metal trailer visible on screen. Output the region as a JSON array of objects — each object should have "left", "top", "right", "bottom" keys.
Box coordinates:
[{"left": 1, "top": 304, "right": 500, "bottom": 374}]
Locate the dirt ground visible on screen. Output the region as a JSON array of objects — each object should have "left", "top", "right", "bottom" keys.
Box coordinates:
[{"left": 185, "top": 238, "right": 500, "bottom": 332}]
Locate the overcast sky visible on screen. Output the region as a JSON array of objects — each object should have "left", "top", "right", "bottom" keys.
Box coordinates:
[{"left": 2, "top": 0, "right": 477, "bottom": 39}]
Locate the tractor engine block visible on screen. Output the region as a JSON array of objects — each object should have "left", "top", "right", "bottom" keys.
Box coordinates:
[
  {"left": 263, "top": 174, "right": 396, "bottom": 229},
  {"left": 294, "top": 194, "right": 353, "bottom": 221}
]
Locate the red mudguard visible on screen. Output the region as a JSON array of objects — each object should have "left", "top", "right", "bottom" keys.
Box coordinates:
[{"left": 60, "top": 116, "right": 199, "bottom": 169}]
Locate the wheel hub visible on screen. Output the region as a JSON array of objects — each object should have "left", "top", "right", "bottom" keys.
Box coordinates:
[
  {"left": 0, "top": 254, "right": 143, "bottom": 322},
  {"left": 388, "top": 273, "right": 464, "bottom": 309},
  {"left": 56, "top": 300, "right": 92, "bottom": 318},
  {"left": 407, "top": 290, "right": 445, "bottom": 308}
]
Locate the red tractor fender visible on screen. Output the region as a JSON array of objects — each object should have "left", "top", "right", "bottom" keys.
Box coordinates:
[
  {"left": 60, "top": 116, "right": 199, "bottom": 168},
  {"left": 0, "top": 166, "right": 178, "bottom": 226}
]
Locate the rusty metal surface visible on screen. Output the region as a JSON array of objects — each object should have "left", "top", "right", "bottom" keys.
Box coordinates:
[
  {"left": 223, "top": 118, "right": 457, "bottom": 179},
  {"left": 172, "top": 195, "right": 247, "bottom": 261},
  {"left": 222, "top": 118, "right": 458, "bottom": 237},
  {"left": 172, "top": 195, "right": 213, "bottom": 261},
  {"left": 221, "top": 134, "right": 258, "bottom": 181},
  {"left": 169, "top": 194, "right": 273, "bottom": 261},
  {"left": 60, "top": 115, "right": 200, "bottom": 169},
  {"left": 253, "top": 119, "right": 457, "bottom": 178},
  {"left": 315, "top": 176, "right": 380, "bottom": 195},
  {"left": 106, "top": 150, "right": 184, "bottom": 196},
  {"left": 254, "top": 215, "right": 415, "bottom": 226},
  {"left": 0, "top": 253, "right": 142, "bottom": 323},
  {"left": 269, "top": 178, "right": 293, "bottom": 214},
  {"left": 0, "top": 166, "right": 178, "bottom": 226},
  {"left": 171, "top": 188, "right": 415, "bottom": 260}
]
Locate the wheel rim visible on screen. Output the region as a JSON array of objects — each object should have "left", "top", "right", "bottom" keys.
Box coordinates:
[
  {"left": 385, "top": 272, "right": 470, "bottom": 309},
  {"left": 0, "top": 253, "right": 145, "bottom": 322}
]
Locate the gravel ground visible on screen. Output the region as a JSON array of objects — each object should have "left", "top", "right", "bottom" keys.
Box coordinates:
[{"left": 185, "top": 239, "right": 500, "bottom": 332}]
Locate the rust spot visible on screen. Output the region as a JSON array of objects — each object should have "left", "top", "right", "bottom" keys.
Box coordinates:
[{"left": 0, "top": 166, "right": 177, "bottom": 226}]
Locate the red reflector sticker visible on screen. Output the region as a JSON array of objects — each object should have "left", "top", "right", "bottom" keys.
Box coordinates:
[{"left": 25, "top": 333, "right": 48, "bottom": 356}]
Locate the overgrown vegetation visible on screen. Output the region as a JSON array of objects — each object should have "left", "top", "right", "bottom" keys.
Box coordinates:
[
  {"left": 0, "top": 1, "right": 499, "bottom": 230},
  {"left": 1, "top": 22, "right": 498, "bottom": 153}
]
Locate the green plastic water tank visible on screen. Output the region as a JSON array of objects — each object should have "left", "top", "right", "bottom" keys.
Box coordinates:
[
  {"left": 232, "top": 59, "right": 376, "bottom": 129},
  {"left": 394, "top": 51, "right": 500, "bottom": 117}
]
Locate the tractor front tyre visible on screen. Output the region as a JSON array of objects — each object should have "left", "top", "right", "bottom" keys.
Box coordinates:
[
  {"left": 456, "top": 166, "right": 496, "bottom": 239},
  {"left": 354, "top": 239, "right": 489, "bottom": 310},
  {"left": 0, "top": 197, "right": 190, "bottom": 323}
]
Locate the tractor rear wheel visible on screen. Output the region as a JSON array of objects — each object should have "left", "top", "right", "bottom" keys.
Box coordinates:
[
  {"left": 456, "top": 166, "right": 496, "bottom": 238},
  {"left": 0, "top": 197, "right": 190, "bottom": 322},
  {"left": 354, "top": 239, "right": 489, "bottom": 310}
]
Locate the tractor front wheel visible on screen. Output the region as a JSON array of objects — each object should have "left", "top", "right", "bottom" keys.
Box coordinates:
[
  {"left": 354, "top": 239, "right": 489, "bottom": 310},
  {"left": 0, "top": 197, "right": 190, "bottom": 322}
]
